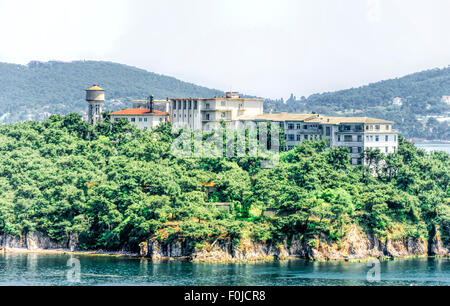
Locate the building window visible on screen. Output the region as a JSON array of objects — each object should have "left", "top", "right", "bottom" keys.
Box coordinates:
[
  {"left": 139, "top": 118, "right": 142, "bottom": 122},
  {"left": 205, "top": 103, "right": 210, "bottom": 110},
  {"left": 130, "top": 118, "right": 135, "bottom": 122},
  {"left": 296, "top": 124, "right": 301, "bottom": 130},
  {"left": 375, "top": 135, "right": 379, "bottom": 142},
  {"left": 206, "top": 114, "right": 210, "bottom": 121},
  {"left": 160, "top": 118, "right": 163, "bottom": 122},
  {"left": 288, "top": 134, "right": 295, "bottom": 141},
  {"left": 385, "top": 135, "right": 389, "bottom": 142},
  {"left": 326, "top": 127, "right": 331, "bottom": 136},
  {"left": 337, "top": 135, "right": 340, "bottom": 142},
  {"left": 194, "top": 100, "right": 198, "bottom": 109},
  {"left": 188, "top": 101, "right": 192, "bottom": 109},
  {"left": 303, "top": 125, "right": 308, "bottom": 130},
  {"left": 221, "top": 101, "right": 226, "bottom": 106},
  {"left": 221, "top": 112, "right": 226, "bottom": 118},
  {"left": 288, "top": 123, "right": 294, "bottom": 130},
  {"left": 178, "top": 101, "right": 182, "bottom": 109},
  {"left": 357, "top": 135, "right": 362, "bottom": 142},
  {"left": 366, "top": 125, "right": 369, "bottom": 131},
  {"left": 183, "top": 101, "right": 186, "bottom": 109},
  {"left": 385, "top": 147, "right": 388, "bottom": 153},
  {"left": 386, "top": 125, "right": 390, "bottom": 130},
  {"left": 144, "top": 118, "right": 148, "bottom": 122},
  {"left": 305, "top": 135, "right": 309, "bottom": 140},
  {"left": 375, "top": 125, "right": 380, "bottom": 131},
  {"left": 288, "top": 145, "right": 294, "bottom": 150},
  {"left": 394, "top": 135, "right": 397, "bottom": 141},
  {"left": 344, "top": 135, "right": 353, "bottom": 142},
  {"left": 297, "top": 134, "right": 301, "bottom": 141},
  {"left": 358, "top": 147, "right": 362, "bottom": 153},
  {"left": 279, "top": 122, "right": 284, "bottom": 128}
]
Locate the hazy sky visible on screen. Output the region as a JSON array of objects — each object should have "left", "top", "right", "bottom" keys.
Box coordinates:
[{"left": 0, "top": 0, "right": 449, "bottom": 99}]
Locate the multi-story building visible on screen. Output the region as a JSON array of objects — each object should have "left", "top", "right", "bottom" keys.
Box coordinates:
[
  {"left": 239, "top": 113, "right": 398, "bottom": 165},
  {"left": 87, "top": 87, "right": 398, "bottom": 164},
  {"left": 169, "top": 92, "right": 264, "bottom": 131}
]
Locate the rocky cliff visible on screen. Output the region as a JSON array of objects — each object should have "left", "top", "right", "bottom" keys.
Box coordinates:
[
  {"left": 0, "top": 232, "right": 78, "bottom": 251},
  {"left": 2, "top": 226, "right": 448, "bottom": 262},
  {"left": 139, "top": 225, "right": 449, "bottom": 262}
]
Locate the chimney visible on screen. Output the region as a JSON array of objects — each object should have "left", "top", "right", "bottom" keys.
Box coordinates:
[{"left": 149, "top": 95, "right": 154, "bottom": 113}]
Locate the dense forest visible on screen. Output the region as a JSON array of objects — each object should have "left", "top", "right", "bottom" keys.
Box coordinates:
[
  {"left": 0, "top": 114, "right": 448, "bottom": 252},
  {"left": 266, "top": 67, "right": 450, "bottom": 140},
  {"left": 0, "top": 60, "right": 224, "bottom": 123}
]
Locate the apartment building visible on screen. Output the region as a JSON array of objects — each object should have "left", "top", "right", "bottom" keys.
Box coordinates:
[
  {"left": 169, "top": 92, "right": 264, "bottom": 131},
  {"left": 239, "top": 113, "right": 398, "bottom": 165}
]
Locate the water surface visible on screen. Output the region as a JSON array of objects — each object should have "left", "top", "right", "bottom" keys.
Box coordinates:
[
  {"left": 414, "top": 142, "right": 450, "bottom": 154},
  {"left": 0, "top": 254, "right": 448, "bottom": 286}
]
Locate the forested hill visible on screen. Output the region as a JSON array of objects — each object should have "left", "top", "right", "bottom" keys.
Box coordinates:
[
  {"left": 0, "top": 60, "right": 224, "bottom": 123},
  {"left": 266, "top": 67, "right": 450, "bottom": 140}
]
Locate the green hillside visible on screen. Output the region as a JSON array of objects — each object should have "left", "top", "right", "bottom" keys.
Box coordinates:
[
  {"left": 266, "top": 67, "right": 450, "bottom": 140},
  {"left": 1, "top": 60, "right": 449, "bottom": 140},
  {"left": 0, "top": 60, "right": 224, "bottom": 123}
]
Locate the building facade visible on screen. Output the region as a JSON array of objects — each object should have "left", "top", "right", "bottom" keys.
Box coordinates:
[
  {"left": 239, "top": 113, "right": 398, "bottom": 165},
  {"left": 87, "top": 87, "right": 398, "bottom": 164},
  {"left": 109, "top": 108, "right": 169, "bottom": 130},
  {"left": 169, "top": 92, "right": 264, "bottom": 131}
]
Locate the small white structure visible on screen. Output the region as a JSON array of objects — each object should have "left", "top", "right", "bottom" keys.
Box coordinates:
[
  {"left": 441, "top": 96, "right": 450, "bottom": 104},
  {"left": 392, "top": 97, "right": 403, "bottom": 107}
]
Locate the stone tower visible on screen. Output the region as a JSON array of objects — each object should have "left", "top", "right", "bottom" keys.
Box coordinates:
[{"left": 86, "top": 85, "right": 105, "bottom": 125}]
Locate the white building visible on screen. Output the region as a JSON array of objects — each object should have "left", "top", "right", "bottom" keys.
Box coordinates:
[
  {"left": 441, "top": 96, "right": 450, "bottom": 104},
  {"left": 88, "top": 87, "right": 398, "bottom": 165},
  {"left": 392, "top": 97, "right": 403, "bottom": 107},
  {"left": 239, "top": 113, "right": 398, "bottom": 165},
  {"left": 169, "top": 92, "right": 264, "bottom": 131},
  {"left": 109, "top": 108, "right": 169, "bottom": 130}
]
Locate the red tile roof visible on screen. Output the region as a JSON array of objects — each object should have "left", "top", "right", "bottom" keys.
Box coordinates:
[{"left": 109, "top": 109, "right": 168, "bottom": 116}]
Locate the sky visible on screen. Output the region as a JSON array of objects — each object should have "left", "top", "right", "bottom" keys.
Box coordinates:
[{"left": 0, "top": 0, "right": 449, "bottom": 99}]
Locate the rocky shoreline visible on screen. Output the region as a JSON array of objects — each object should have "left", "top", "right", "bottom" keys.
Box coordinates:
[
  {"left": 139, "top": 225, "right": 449, "bottom": 263},
  {"left": 2, "top": 226, "right": 449, "bottom": 262}
]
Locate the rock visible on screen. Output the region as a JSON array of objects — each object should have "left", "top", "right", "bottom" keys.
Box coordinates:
[
  {"left": 430, "top": 225, "right": 449, "bottom": 256},
  {"left": 139, "top": 241, "right": 148, "bottom": 257},
  {"left": 26, "top": 232, "right": 66, "bottom": 250},
  {"left": 0, "top": 232, "right": 72, "bottom": 251},
  {"left": 68, "top": 233, "right": 78, "bottom": 251},
  {"left": 141, "top": 224, "right": 442, "bottom": 262}
]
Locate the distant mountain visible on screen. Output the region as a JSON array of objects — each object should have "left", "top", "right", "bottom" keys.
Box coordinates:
[
  {"left": 1, "top": 60, "right": 449, "bottom": 140},
  {"left": 266, "top": 67, "right": 450, "bottom": 140},
  {"left": 0, "top": 60, "right": 224, "bottom": 123}
]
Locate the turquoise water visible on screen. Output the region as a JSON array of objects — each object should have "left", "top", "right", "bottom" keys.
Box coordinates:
[
  {"left": 0, "top": 254, "right": 448, "bottom": 286},
  {"left": 414, "top": 142, "right": 450, "bottom": 154}
]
